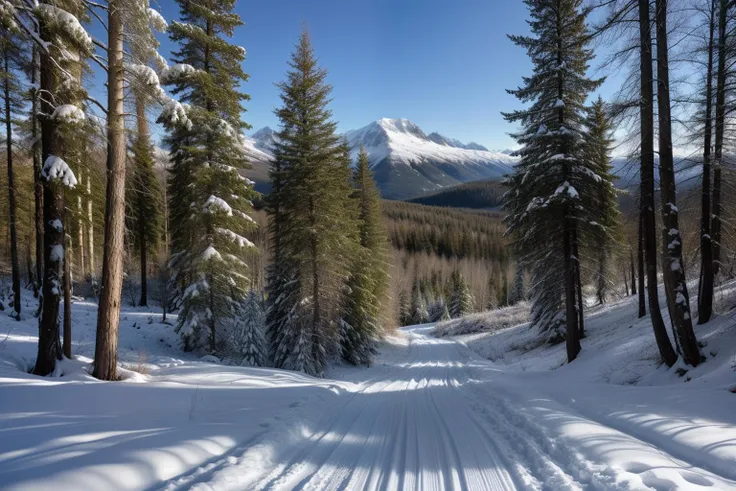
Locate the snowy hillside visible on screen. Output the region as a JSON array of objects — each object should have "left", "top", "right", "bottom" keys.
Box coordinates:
[
  {"left": 242, "top": 118, "right": 518, "bottom": 199},
  {"left": 1, "top": 289, "right": 735, "bottom": 490}
]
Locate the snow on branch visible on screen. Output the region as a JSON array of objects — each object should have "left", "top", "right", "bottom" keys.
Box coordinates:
[
  {"left": 42, "top": 156, "right": 78, "bottom": 188},
  {"left": 160, "top": 63, "right": 198, "bottom": 84},
  {"left": 36, "top": 4, "right": 93, "bottom": 52},
  {"left": 51, "top": 104, "right": 85, "bottom": 123},
  {"left": 203, "top": 195, "right": 233, "bottom": 216},
  {"left": 215, "top": 228, "right": 255, "bottom": 248},
  {"left": 0, "top": 0, "right": 18, "bottom": 31},
  {"left": 147, "top": 8, "right": 167, "bottom": 31}
]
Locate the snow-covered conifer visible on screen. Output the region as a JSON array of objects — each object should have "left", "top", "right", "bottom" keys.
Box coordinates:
[
  {"left": 449, "top": 270, "right": 473, "bottom": 318},
  {"left": 162, "top": 0, "right": 257, "bottom": 353},
  {"left": 231, "top": 290, "right": 267, "bottom": 367},
  {"left": 503, "top": 0, "right": 603, "bottom": 361}
]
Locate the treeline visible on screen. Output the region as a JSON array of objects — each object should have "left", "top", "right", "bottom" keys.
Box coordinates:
[{"left": 407, "top": 180, "right": 506, "bottom": 209}]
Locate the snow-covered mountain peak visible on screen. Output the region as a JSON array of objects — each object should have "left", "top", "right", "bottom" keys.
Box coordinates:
[
  {"left": 376, "top": 118, "right": 428, "bottom": 139},
  {"left": 251, "top": 126, "right": 279, "bottom": 152}
]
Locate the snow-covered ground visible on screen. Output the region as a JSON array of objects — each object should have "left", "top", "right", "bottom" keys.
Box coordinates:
[{"left": 1, "top": 290, "right": 735, "bottom": 490}]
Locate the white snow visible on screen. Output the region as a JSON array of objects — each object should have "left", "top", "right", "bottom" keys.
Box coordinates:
[
  {"left": 41, "top": 155, "right": 77, "bottom": 188},
  {"left": 35, "top": 4, "right": 93, "bottom": 50},
  {"left": 215, "top": 228, "right": 255, "bottom": 248},
  {"left": 160, "top": 63, "right": 198, "bottom": 84},
  {"left": 147, "top": 8, "right": 168, "bottom": 31},
  {"left": 1, "top": 284, "right": 735, "bottom": 490},
  {"left": 51, "top": 104, "right": 85, "bottom": 123},
  {"left": 203, "top": 195, "right": 233, "bottom": 216},
  {"left": 200, "top": 245, "right": 222, "bottom": 262},
  {"left": 49, "top": 244, "right": 64, "bottom": 263},
  {"left": 48, "top": 219, "right": 62, "bottom": 232}
]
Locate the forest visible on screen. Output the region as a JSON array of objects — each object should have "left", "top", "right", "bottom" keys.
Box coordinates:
[{"left": 0, "top": 0, "right": 735, "bottom": 379}]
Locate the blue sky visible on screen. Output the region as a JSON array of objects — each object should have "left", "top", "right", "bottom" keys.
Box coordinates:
[{"left": 152, "top": 0, "right": 622, "bottom": 150}]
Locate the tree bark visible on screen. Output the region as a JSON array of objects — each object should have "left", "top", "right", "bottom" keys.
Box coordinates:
[
  {"left": 78, "top": 195, "right": 85, "bottom": 278},
  {"left": 63, "top": 233, "right": 72, "bottom": 358},
  {"left": 699, "top": 0, "right": 717, "bottom": 324},
  {"left": 93, "top": 2, "right": 126, "bottom": 381},
  {"left": 32, "top": 47, "right": 43, "bottom": 299},
  {"left": 630, "top": 249, "right": 636, "bottom": 296},
  {"left": 86, "top": 171, "right": 94, "bottom": 280},
  {"left": 640, "top": 0, "right": 677, "bottom": 367},
  {"left": 33, "top": 21, "right": 64, "bottom": 375},
  {"left": 4, "top": 51, "right": 20, "bottom": 320},
  {"left": 712, "top": 0, "right": 727, "bottom": 280},
  {"left": 655, "top": 0, "right": 700, "bottom": 367},
  {"left": 136, "top": 96, "right": 148, "bottom": 307},
  {"left": 637, "top": 211, "right": 646, "bottom": 316}
]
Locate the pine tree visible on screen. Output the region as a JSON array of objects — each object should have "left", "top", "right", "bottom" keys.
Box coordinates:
[
  {"left": 32, "top": 0, "right": 92, "bottom": 376},
  {"left": 266, "top": 30, "right": 356, "bottom": 376},
  {"left": 510, "top": 264, "right": 525, "bottom": 305},
  {"left": 582, "top": 98, "right": 620, "bottom": 307},
  {"left": 398, "top": 288, "right": 411, "bottom": 326},
  {"left": 163, "top": 0, "right": 257, "bottom": 353},
  {"left": 503, "top": 0, "right": 603, "bottom": 361},
  {"left": 341, "top": 146, "right": 389, "bottom": 366},
  {"left": 449, "top": 270, "right": 473, "bottom": 318},
  {"left": 125, "top": 1, "right": 166, "bottom": 308},
  {"left": 1, "top": 18, "right": 26, "bottom": 320},
  {"left": 231, "top": 290, "right": 267, "bottom": 366},
  {"left": 409, "top": 278, "right": 428, "bottom": 325}
]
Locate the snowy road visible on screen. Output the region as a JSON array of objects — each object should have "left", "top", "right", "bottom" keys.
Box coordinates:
[{"left": 167, "top": 326, "right": 736, "bottom": 491}]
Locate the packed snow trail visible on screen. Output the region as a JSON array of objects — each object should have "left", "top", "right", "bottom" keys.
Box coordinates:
[{"left": 162, "top": 326, "right": 736, "bottom": 491}]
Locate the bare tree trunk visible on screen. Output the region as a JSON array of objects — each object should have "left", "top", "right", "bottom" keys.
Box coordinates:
[
  {"left": 78, "top": 195, "right": 86, "bottom": 278},
  {"left": 699, "top": 0, "right": 717, "bottom": 324},
  {"left": 712, "top": 0, "right": 728, "bottom": 279},
  {"left": 93, "top": 2, "right": 126, "bottom": 381},
  {"left": 629, "top": 249, "right": 636, "bottom": 296},
  {"left": 32, "top": 47, "right": 43, "bottom": 299},
  {"left": 623, "top": 259, "right": 630, "bottom": 296},
  {"left": 136, "top": 97, "right": 148, "bottom": 307},
  {"left": 655, "top": 0, "right": 700, "bottom": 367},
  {"left": 33, "top": 22, "right": 64, "bottom": 375},
  {"left": 4, "top": 51, "right": 20, "bottom": 320},
  {"left": 573, "top": 229, "right": 585, "bottom": 337},
  {"left": 63, "top": 233, "right": 72, "bottom": 358},
  {"left": 86, "top": 171, "right": 94, "bottom": 280},
  {"left": 640, "top": 0, "right": 677, "bottom": 367},
  {"left": 637, "top": 210, "right": 646, "bottom": 315}
]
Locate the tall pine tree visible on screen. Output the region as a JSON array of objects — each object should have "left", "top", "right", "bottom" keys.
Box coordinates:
[
  {"left": 341, "top": 146, "right": 389, "bottom": 366},
  {"left": 267, "top": 29, "right": 356, "bottom": 376},
  {"left": 163, "top": 0, "right": 257, "bottom": 353},
  {"left": 503, "top": 0, "right": 604, "bottom": 361}
]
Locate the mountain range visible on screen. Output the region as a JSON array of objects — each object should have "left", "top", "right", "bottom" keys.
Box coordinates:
[{"left": 242, "top": 118, "right": 517, "bottom": 199}]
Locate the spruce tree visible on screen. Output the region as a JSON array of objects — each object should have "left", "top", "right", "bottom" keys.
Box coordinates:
[
  {"left": 503, "top": 0, "right": 603, "bottom": 361},
  {"left": 163, "top": 0, "right": 257, "bottom": 353},
  {"left": 266, "top": 30, "right": 356, "bottom": 376},
  {"left": 409, "top": 278, "right": 429, "bottom": 325},
  {"left": 232, "top": 290, "right": 267, "bottom": 366},
  {"left": 449, "top": 270, "right": 473, "bottom": 318},
  {"left": 341, "top": 146, "right": 389, "bottom": 366},
  {"left": 583, "top": 97, "right": 619, "bottom": 307}
]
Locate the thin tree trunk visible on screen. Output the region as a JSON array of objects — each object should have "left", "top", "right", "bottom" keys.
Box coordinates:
[
  {"left": 78, "top": 195, "right": 85, "bottom": 278},
  {"left": 136, "top": 96, "right": 148, "bottom": 307},
  {"left": 640, "top": 0, "right": 677, "bottom": 367},
  {"left": 32, "top": 47, "right": 43, "bottom": 299},
  {"left": 86, "top": 171, "right": 94, "bottom": 280},
  {"left": 624, "top": 260, "right": 630, "bottom": 296},
  {"left": 638, "top": 210, "right": 646, "bottom": 316},
  {"left": 573, "top": 229, "right": 585, "bottom": 337},
  {"left": 655, "top": 0, "right": 700, "bottom": 367},
  {"left": 63, "top": 233, "right": 72, "bottom": 358},
  {"left": 699, "top": 0, "right": 717, "bottom": 324},
  {"left": 712, "top": 0, "right": 727, "bottom": 279},
  {"left": 4, "top": 51, "right": 20, "bottom": 320},
  {"left": 93, "top": 2, "right": 126, "bottom": 381},
  {"left": 630, "top": 248, "right": 636, "bottom": 296},
  {"left": 33, "top": 21, "right": 64, "bottom": 375}
]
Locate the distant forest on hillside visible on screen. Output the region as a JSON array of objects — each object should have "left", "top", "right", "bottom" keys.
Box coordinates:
[{"left": 408, "top": 180, "right": 506, "bottom": 209}]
